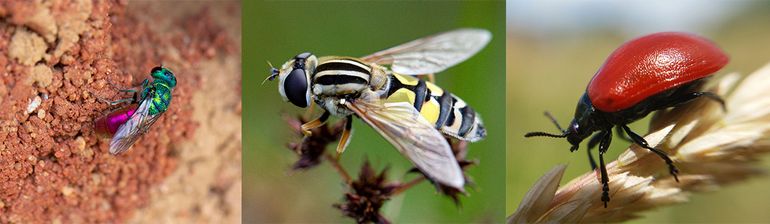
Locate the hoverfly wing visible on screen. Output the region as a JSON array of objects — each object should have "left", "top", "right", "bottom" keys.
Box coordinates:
[
  {"left": 360, "top": 28, "right": 491, "bottom": 75},
  {"left": 109, "top": 98, "right": 162, "bottom": 155},
  {"left": 346, "top": 100, "right": 465, "bottom": 190}
]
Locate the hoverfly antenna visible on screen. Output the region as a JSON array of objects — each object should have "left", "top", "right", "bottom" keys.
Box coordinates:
[
  {"left": 524, "top": 131, "right": 567, "bottom": 138},
  {"left": 261, "top": 61, "right": 279, "bottom": 85}
]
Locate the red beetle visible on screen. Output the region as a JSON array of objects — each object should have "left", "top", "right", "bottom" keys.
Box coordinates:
[{"left": 525, "top": 32, "right": 728, "bottom": 207}]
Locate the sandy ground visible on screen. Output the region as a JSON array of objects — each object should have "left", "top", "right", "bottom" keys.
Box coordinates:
[{"left": 0, "top": 1, "right": 241, "bottom": 223}]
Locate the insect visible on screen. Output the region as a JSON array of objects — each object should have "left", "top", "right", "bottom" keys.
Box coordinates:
[
  {"left": 95, "top": 66, "right": 177, "bottom": 155},
  {"left": 266, "top": 29, "right": 491, "bottom": 190},
  {"left": 524, "top": 32, "right": 729, "bottom": 207}
]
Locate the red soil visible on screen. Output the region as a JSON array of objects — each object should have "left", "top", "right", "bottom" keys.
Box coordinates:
[{"left": 0, "top": 1, "right": 240, "bottom": 223}]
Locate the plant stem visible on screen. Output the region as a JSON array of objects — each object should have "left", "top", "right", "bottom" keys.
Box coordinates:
[
  {"left": 324, "top": 153, "right": 352, "bottom": 184},
  {"left": 392, "top": 176, "right": 426, "bottom": 195}
]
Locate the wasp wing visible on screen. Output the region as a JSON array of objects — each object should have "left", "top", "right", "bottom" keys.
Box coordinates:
[
  {"left": 346, "top": 99, "right": 465, "bottom": 189},
  {"left": 109, "top": 98, "right": 162, "bottom": 155},
  {"left": 360, "top": 28, "right": 491, "bottom": 75}
]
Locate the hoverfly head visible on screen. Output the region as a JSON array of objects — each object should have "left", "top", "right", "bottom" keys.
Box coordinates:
[{"left": 277, "top": 52, "right": 316, "bottom": 108}]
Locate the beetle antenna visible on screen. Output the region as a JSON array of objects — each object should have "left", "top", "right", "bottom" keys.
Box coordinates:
[
  {"left": 543, "top": 111, "right": 565, "bottom": 132},
  {"left": 262, "top": 61, "right": 279, "bottom": 85},
  {"left": 524, "top": 131, "right": 567, "bottom": 138}
]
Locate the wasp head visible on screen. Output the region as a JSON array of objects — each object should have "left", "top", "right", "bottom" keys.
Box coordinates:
[{"left": 151, "top": 66, "right": 177, "bottom": 88}]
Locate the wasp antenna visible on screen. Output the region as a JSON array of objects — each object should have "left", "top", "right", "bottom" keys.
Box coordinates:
[{"left": 524, "top": 131, "right": 567, "bottom": 138}]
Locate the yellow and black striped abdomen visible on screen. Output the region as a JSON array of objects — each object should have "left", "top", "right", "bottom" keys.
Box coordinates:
[{"left": 385, "top": 74, "right": 486, "bottom": 142}]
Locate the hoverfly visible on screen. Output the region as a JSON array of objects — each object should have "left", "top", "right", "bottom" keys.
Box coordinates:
[
  {"left": 267, "top": 29, "right": 490, "bottom": 190},
  {"left": 94, "top": 66, "right": 177, "bottom": 155}
]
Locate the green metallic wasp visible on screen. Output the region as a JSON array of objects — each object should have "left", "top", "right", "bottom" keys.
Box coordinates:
[{"left": 95, "top": 66, "right": 177, "bottom": 154}]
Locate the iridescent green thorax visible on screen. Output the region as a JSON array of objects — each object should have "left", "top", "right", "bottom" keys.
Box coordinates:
[{"left": 140, "top": 67, "right": 176, "bottom": 115}]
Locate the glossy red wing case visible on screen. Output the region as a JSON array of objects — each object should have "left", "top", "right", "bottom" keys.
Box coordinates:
[{"left": 587, "top": 32, "right": 729, "bottom": 112}]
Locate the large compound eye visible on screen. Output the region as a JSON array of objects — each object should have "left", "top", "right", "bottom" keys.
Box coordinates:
[{"left": 284, "top": 68, "right": 310, "bottom": 108}]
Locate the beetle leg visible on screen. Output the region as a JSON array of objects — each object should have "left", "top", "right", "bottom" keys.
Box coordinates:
[
  {"left": 336, "top": 116, "right": 353, "bottom": 156},
  {"left": 597, "top": 130, "right": 612, "bottom": 208},
  {"left": 694, "top": 92, "right": 727, "bottom": 111},
  {"left": 672, "top": 91, "right": 726, "bottom": 111},
  {"left": 300, "top": 110, "right": 330, "bottom": 136},
  {"left": 622, "top": 125, "right": 680, "bottom": 182},
  {"left": 615, "top": 126, "right": 632, "bottom": 142},
  {"left": 586, "top": 132, "right": 604, "bottom": 170}
]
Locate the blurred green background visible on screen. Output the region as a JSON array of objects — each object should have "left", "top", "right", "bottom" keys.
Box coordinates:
[
  {"left": 507, "top": 0, "right": 770, "bottom": 222},
  {"left": 243, "top": 1, "right": 505, "bottom": 223}
]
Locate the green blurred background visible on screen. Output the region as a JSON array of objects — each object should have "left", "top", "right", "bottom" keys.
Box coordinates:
[
  {"left": 243, "top": 1, "right": 505, "bottom": 223},
  {"left": 507, "top": 0, "right": 770, "bottom": 222}
]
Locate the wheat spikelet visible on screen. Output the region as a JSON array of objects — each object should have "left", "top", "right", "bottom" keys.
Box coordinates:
[{"left": 510, "top": 62, "right": 770, "bottom": 223}]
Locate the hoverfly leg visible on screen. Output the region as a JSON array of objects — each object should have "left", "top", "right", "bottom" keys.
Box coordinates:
[
  {"left": 336, "top": 116, "right": 354, "bottom": 157},
  {"left": 300, "top": 110, "right": 330, "bottom": 136},
  {"left": 304, "top": 100, "right": 317, "bottom": 118},
  {"left": 622, "top": 125, "right": 679, "bottom": 182},
  {"left": 597, "top": 130, "right": 612, "bottom": 208},
  {"left": 426, "top": 73, "right": 435, "bottom": 83}
]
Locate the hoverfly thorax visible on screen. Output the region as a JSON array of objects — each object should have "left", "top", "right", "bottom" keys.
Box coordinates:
[
  {"left": 277, "top": 52, "right": 316, "bottom": 108},
  {"left": 151, "top": 66, "right": 177, "bottom": 88}
]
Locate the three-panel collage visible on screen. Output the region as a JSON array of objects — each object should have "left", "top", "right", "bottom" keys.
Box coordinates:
[{"left": 2, "top": 0, "right": 770, "bottom": 223}]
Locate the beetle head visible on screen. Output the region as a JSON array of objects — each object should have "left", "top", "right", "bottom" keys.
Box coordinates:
[{"left": 524, "top": 94, "right": 598, "bottom": 152}]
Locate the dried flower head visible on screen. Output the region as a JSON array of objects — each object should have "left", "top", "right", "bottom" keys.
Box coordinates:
[
  {"left": 284, "top": 115, "right": 344, "bottom": 169},
  {"left": 284, "top": 113, "right": 477, "bottom": 222},
  {"left": 510, "top": 63, "right": 770, "bottom": 223},
  {"left": 335, "top": 160, "right": 398, "bottom": 224}
]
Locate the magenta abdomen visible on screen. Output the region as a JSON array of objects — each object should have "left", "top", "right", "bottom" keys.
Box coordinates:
[{"left": 95, "top": 105, "right": 138, "bottom": 137}]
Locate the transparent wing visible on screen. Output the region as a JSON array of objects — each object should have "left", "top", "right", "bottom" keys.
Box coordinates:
[
  {"left": 360, "top": 28, "right": 491, "bottom": 75},
  {"left": 345, "top": 99, "right": 465, "bottom": 189},
  {"left": 109, "top": 98, "right": 162, "bottom": 155}
]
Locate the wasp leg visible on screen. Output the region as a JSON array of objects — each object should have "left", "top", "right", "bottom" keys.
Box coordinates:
[
  {"left": 586, "top": 132, "right": 604, "bottom": 170},
  {"left": 597, "top": 130, "right": 612, "bottom": 208},
  {"left": 622, "top": 125, "right": 680, "bottom": 182},
  {"left": 300, "top": 110, "right": 330, "bottom": 136},
  {"left": 104, "top": 98, "right": 135, "bottom": 106},
  {"left": 615, "top": 126, "right": 632, "bottom": 142},
  {"left": 140, "top": 79, "right": 150, "bottom": 88},
  {"left": 336, "top": 116, "right": 353, "bottom": 156}
]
